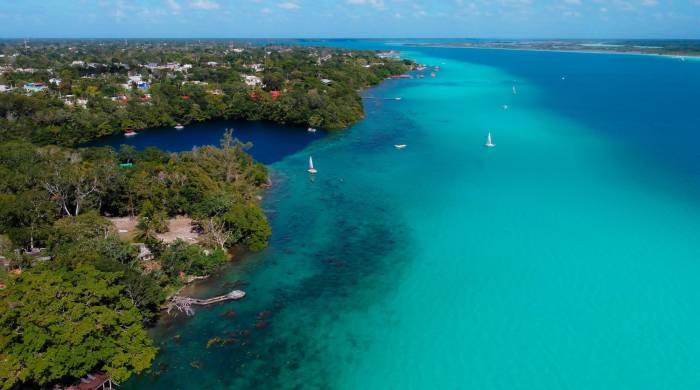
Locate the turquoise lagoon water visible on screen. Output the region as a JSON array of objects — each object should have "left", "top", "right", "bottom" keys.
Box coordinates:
[{"left": 126, "top": 44, "right": 700, "bottom": 389}]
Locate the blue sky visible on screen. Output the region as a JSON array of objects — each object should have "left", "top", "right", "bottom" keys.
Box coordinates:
[{"left": 0, "top": 0, "right": 698, "bottom": 39}]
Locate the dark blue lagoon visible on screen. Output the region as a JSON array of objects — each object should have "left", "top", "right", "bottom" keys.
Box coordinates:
[{"left": 90, "top": 119, "right": 325, "bottom": 164}]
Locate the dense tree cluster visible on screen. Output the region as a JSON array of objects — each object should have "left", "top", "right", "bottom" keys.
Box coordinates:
[
  {"left": 0, "top": 41, "right": 411, "bottom": 145},
  {"left": 0, "top": 132, "right": 270, "bottom": 388},
  {"left": 0, "top": 265, "right": 157, "bottom": 389}
]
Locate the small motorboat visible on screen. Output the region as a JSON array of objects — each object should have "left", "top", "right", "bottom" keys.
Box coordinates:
[
  {"left": 307, "top": 127, "right": 317, "bottom": 133},
  {"left": 394, "top": 144, "right": 407, "bottom": 149},
  {"left": 124, "top": 128, "right": 137, "bottom": 137},
  {"left": 174, "top": 123, "right": 184, "bottom": 130},
  {"left": 308, "top": 156, "right": 317, "bottom": 174}
]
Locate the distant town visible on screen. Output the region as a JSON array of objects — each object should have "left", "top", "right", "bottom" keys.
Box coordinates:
[{"left": 0, "top": 40, "right": 411, "bottom": 145}]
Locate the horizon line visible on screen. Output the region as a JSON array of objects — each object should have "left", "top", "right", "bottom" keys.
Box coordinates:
[{"left": 1, "top": 37, "right": 700, "bottom": 43}]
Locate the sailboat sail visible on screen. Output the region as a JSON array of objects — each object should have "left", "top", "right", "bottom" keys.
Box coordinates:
[
  {"left": 485, "top": 131, "right": 495, "bottom": 148},
  {"left": 309, "top": 156, "right": 314, "bottom": 170}
]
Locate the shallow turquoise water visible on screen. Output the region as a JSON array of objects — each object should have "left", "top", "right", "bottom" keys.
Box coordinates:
[{"left": 126, "top": 44, "right": 700, "bottom": 389}]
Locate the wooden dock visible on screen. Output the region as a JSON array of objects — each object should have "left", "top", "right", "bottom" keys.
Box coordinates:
[
  {"left": 167, "top": 290, "right": 245, "bottom": 316},
  {"left": 188, "top": 290, "right": 246, "bottom": 305}
]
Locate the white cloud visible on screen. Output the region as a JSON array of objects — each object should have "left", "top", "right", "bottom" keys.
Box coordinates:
[
  {"left": 165, "top": 0, "right": 182, "bottom": 14},
  {"left": 277, "top": 2, "right": 300, "bottom": 9},
  {"left": 346, "top": 0, "right": 385, "bottom": 9},
  {"left": 563, "top": 10, "right": 581, "bottom": 17},
  {"left": 190, "top": 0, "right": 219, "bottom": 10}
]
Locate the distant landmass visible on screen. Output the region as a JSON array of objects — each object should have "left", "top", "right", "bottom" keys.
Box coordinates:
[{"left": 410, "top": 39, "right": 700, "bottom": 57}]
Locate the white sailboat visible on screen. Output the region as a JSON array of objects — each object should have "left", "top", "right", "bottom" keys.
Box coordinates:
[
  {"left": 484, "top": 131, "right": 496, "bottom": 148},
  {"left": 307, "top": 127, "right": 317, "bottom": 133},
  {"left": 394, "top": 144, "right": 407, "bottom": 149},
  {"left": 307, "top": 156, "right": 317, "bottom": 174}
]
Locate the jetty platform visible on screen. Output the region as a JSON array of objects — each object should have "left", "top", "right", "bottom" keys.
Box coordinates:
[{"left": 187, "top": 290, "right": 246, "bottom": 305}]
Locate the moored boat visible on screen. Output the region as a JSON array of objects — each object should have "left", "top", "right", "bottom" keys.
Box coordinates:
[
  {"left": 484, "top": 131, "right": 496, "bottom": 148},
  {"left": 308, "top": 156, "right": 317, "bottom": 174},
  {"left": 124, "top": 128, "right": 137, "bottom": 137}
]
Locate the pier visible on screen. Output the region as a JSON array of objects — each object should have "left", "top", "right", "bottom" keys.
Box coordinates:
[
  {"left": 363, "top": 97, "right": 403, "bottom": 101},
  {"left": 167, "top": 290, "right": 246, "bottom": 316}
]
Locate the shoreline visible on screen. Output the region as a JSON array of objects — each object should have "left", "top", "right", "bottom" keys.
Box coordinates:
[
  {"left": 145, "top": 68, "right": 407, "bottom": 319},
  {"left": 404, "top": 43, "right": 699, "bottom": 60}
]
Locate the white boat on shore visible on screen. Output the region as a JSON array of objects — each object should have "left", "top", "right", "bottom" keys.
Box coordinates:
[
  {"left": 394, "top": 144, "right": 407, "bottom": 149},
  {"left": 484, "top": 131, "right": 496, "bottom": 148},
  {"left": 308, "top": 156, "right": 317, "bottom": 174}
]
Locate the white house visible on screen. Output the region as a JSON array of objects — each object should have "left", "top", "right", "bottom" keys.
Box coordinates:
[
  {"left": 49, "top": 78, "right": 62, "bottom": 86},
  {"left": 320, "top": 78, "right": 333, "bottom": 85},
  {"left": 63, "top": 95, "right": 88, "bottom": 108},
  {"left": 245, "top": 63, "right": 264, "bottom": 72},
  {"left": 182, "top": 80, "right": 208, "bottom": 86},
  {"left": 0, "top": 84, "right": 14, "bottom": 93},
  {"left": 243, "top": 75, "right": 262, "bottom": 87}
]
